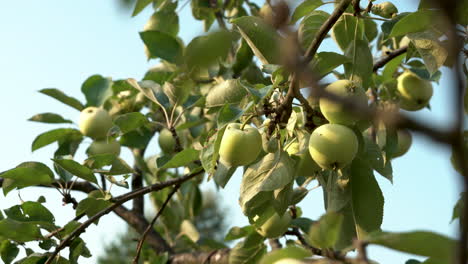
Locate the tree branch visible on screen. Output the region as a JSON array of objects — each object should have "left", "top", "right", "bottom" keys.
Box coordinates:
[
  {"left": 132, "top": 148, "right": 146, "bottom": 215},
  {"left": 44, "top": 169, "right": 203, "bottom": 264},
  {"left": 372, "top": 46, "right": 408, "bottom": 72},
  {"left": 133, "top": 184, "right": 180, "bottom": 264},
  {"left": 169, "top": 249, "right": 230, "bottom": 264}
]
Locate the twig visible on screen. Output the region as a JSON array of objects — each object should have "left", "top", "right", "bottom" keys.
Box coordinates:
[
  {"left": 372, "top": 46, "right": 408, "bottom": 72},
  {"left": 354, "top": 240, "right": 370, "bottom": 264},
  {"left": 271, "top": 0, "right": 352, "bottom": 135},
  {"left": 268, "top": 239, "right": 283, "bottom": 250},
  {"left": 44, "top": 213, "right": 86, "bottom": 239},
  {"left": 132, "top": 184, "right": 180, "bottom": 264},
  {"left": 132, "top": 148, "right": 147, "bottom": 215},
  {"left": 44, "top": 169, "right": 204, "bottom": 264}
]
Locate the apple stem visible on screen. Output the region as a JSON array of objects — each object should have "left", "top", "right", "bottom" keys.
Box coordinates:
[{"left": 240, "top": 115, "right": 255, "bottom": 130}]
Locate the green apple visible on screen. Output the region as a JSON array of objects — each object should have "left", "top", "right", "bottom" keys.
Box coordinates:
[
  {"left": 159, "top": 128, "right": 176, "bottom": 154},
  {"left": 371, "top": 2, "right": 398, "bottom": 18},
  {"left": 393, "top": 129, "right": 412, "bottom": 158},
  {"left": 450, "top": 133, "right": 468, "bottom": 174},
  {"left": 397, "top": 71, "right": 433, "bottom": 111},
  {"left": 87, "top": 140, "right": 121, "bottom": 156},
  {"left": 255, "top": 209, "right": 292, "bottom": 238},
  {"left": 219, "top": 123, "right": 262, "bottom": 166},
  {"left": 143, "top": 11, "right": 179, "bottom": 37},
  {"left": 319, "top": 80, "right": 367, "bottom": 125},
  {"left": 79, "top": 107, "right": 113, "bottom": 140},
  {"left": 309, "top": 124, "right": 358, "bottom": 170},
  {"left": 274, "top": 259, "right": 304, "bottom": 264}
]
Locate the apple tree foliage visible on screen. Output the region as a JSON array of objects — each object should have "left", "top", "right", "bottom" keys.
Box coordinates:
[{"left": 0, "top": 0, "right": 468, "bottom": 263}]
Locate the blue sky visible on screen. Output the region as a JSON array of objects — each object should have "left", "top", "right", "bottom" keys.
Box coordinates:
[{"left": 0, "top": 0, "right": 462, "bottom": 263}]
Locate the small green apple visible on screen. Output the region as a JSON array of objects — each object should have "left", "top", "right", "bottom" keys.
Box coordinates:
[
  {"left": 319, "top": 80, "right": 367, "bottom": 125},
  {"left": 393, "top": 129, "right": 412, "bottom": 158},
  {"left": 219, "top": 123, "right": 262, "bottom": 166},
  {"left": 309, "top": 124, "right": 358, "bottom": 170},
  {"left": 397, "top": 71, "right": 433, "bottom": 111},
  {"left": 450, "top": 133, "right": 468, "bottom": 174},
  {"left": 255, "top": 209, "right": 292, "bottom": 238},
  {"left": 143, "top": 11, "right": 179, "bottom": 37},
  {"left": 371, "top": 2, "right": 398, "bottom": 18},
  {"left": 274, "top": 258, "right": 304, "bottom": 264},
  {"left": 79, "top": 107, "right": 113, "bottom": 140},
  {"left": 87, "top": 140, "right": 121, "bottom": 156},
  {"left": 159, "top": 128, "right": 176, "bottom": 154}
]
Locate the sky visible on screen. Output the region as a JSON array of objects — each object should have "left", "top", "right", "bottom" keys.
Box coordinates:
[{"left": 0, "top": 0, "right": 463, "bottom": 263}]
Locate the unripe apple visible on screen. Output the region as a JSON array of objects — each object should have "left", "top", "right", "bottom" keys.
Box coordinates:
[
  {"left": 319, "top": 80, "right": 367, "bottom": 125},
  {"left": 255, "top": 209, "right": 292, "bottom": 238},
  {"left": 397, "top": 71, "right": 433, "bottom": 111},
  {"left": 87, "top": 140, "right": 121, "bottom": 156},
  {"left": 393, "top": 129, "right": 412, "bottom": 158},
  {"left": 219, "top": 123, "right": 262, "bottom": 166},
  {"left": 274, "top": 258, "right": 304, "bottom": 264},
  {"left": 79, "top": 107, "right": 113, "bottom": 140},
  {"left": 371, "top": 2, "right": 398, "bottom": 18},
  {"left": 309, "top": 124, "right": 358, "bottom": 170},
  {"left": 159, "top": 128, "right": 176, "bottom": 154}
]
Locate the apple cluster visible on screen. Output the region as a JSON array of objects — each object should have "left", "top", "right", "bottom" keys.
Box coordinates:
[{"left": 216, "top": 75, "right": 430, "bottom": 238}]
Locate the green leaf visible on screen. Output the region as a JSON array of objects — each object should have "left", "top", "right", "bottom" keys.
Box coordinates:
[
  {"left": 1, "top": 240, "right": 19, "bottom": 264},
  {"left": 28, "top": 113, "right": 73, "bottom": 124},
  {"left": 39, "top": 88, "right": 84, "bottom": 111},
  {"left": 217, "top": 105, "right": 244, "bottom": 127},
  {"left": 52, "top": 159, "right": 97, "bottom": 184},
  {"left": 407, "top": 31, "right": 448, "bottom": 74},
  {"left": 81, "top": 75, "right": 113, "bottom": 107},
  {"left": 69, "top": 238, "right": 91, "bottom": 264},
  {"left": 229, "top": 233, "right": 267, "bottom": 264},
  {"left": 0, "top": 162, "right": 54, "bottom": 189},
  {"left": 231, "top": 16, "right": 281, "bottom": 65},
  {"left": 76, "top": 197, "right": 111, "bottom": 221},
  {"left": 113, "top": 112, "right": 148, "bottom": 134},
  {"left": 225, "top": 226, "right": 255, "bottom": 241},
  {"left": 308, "top": 212, "right": 343, "bottom": 249},
  {"left": 367, "top": 231, "right": 456, "bottom": 263},
  {"left": 451, "top": 192, "right": 465, "bottom": 223},
  {"left": 120, "top": 125, "right": 155, "bottom": 149},
  {"left": 140, "top": 31, "right": 183, "bottom": 63},
  {"left": 132, "top": 0, "right": 152, "bottom": 16},
  {"left": 298, "top": 11, "right": 330, "bottom": 50},
  {"left": 344, "top": 38, "right": 374, "bottom": 89},
  {"left": 239, "top": 151, "right": 294, "bottom": 216},
  {"left": 351, "top": 158, "right": 384, "bottom": 237},
  {"left": 233, "top": 39, "right": 254, "bottom": 76},
  {"left": 0, "top": 219, "right": 42, "bottom": 242},
  {"left": 185, "top": 30, "right": 234, "bottom": 70},
  {"left": 84, "top": 154, "right": 116, "bottom": 169},
  {"left": 259, "top": 246, "right": 311, "bottom": 264},
  {"left": 213, "top": 160, "right": 237, "bottom": 188},
  {"left": 389, "top": 10, "right": 435, "bottom": 38},
  {"left": 144, "top": 9, "right": 179, "bottom": 37},
  {"left": 21, "top": 201, "right": 55, "bottom": 224},
  {"left": 108, "top": 158, "right": 135, "bottom": 175},
  {"left": 159, "top": 148, "right": 200, "bottom": 169},
  {"left": 310, "top": 52, "right": 350, "bottom": 79},
  {"left": 331, "top": 14, "right": 365, "bottom": 51},
  {"left": 291, "top": 0, "right": 324, "bottom": 23},
  {"left": 32, "top": 128, "right": 82, "bottom": 152},
  {"left": 180, "top": 220, "right": 200, "bottom": 242},
  {"left": 382, "top": 53, "right": 406, "bottom": 81}
]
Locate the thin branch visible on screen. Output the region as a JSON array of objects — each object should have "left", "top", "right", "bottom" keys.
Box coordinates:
[
  {"left": 132, "top": 148, "right": 147, "bottom": 215},
  {"left": 354, "top": 240, "right": 370, "bottom": 264},
  {"left": 268, "top": 239, "right": 282, "bottom": 250},
  {"left": 133, "top": 184, "right": 180, "bottom": 264},
  {"left": 372, "top": 46, "right": 408, "bottom": 72},
  {"left": 271, "top": 0, "right": 352, "bottom": 135},
  {"left": 44, "top": 169, "right": 204, "bottom": 264}
]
